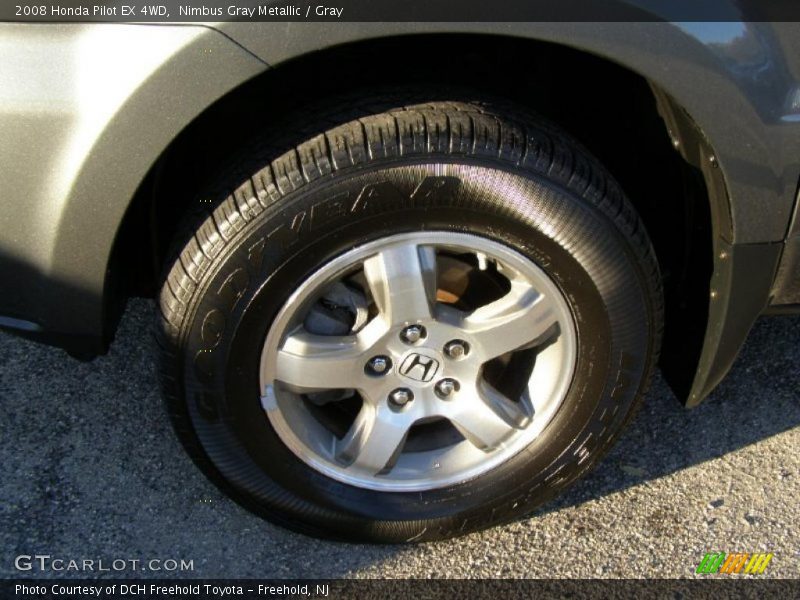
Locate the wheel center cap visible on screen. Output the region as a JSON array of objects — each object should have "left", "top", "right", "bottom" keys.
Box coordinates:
[{"left": 397, "top": 349, "right": 443, "bottom": 383}]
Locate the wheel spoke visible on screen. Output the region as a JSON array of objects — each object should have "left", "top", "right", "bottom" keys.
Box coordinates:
[
  {"left": 363, "top": 243, "right": 437, "bottom": 326},
  {"left": 449, "top": 381, "right": 532, "bottom": 450},
  {"left": 462, "top": 280, "right": 558, "bottom": 360},
  {"left": 336, "top": 404, "right": 411, "bottom": 474},
  {"left": 275, "top": 330, "right": 364, "bottom": 392}
]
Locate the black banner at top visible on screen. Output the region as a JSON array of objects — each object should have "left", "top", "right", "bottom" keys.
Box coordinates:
[{"left": 4, "top": 0, "right": 800, "bottom": 23}]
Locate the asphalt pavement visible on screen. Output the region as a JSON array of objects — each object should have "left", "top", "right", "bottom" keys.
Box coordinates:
[{"left": 1, "top": 299, "right": 798, "bottom": 579}]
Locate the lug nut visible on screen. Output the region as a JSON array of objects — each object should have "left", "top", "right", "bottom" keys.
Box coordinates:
[
  {"left": 435, "top": 378, "right": 459, "bottom": 399},
  {"left": 388, "top": 388, "right": 414, "bottom": 407},
  {"left": 366, "top": 355, "right": 391, "bottom": 375},
  {"left": 400, "top": 325, "right": 426, "bottom": 344},
  {"left": 444, "top": 340, "right": 470, "bottom": 359}
]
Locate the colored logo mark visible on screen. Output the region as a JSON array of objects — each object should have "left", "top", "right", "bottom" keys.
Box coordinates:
[{"left": 696, "top": 552, "right": 773, "bottom": 575}]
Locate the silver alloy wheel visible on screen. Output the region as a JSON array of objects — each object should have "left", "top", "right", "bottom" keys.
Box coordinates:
[{"left": 259, "top": 232, "right": 577, "bottom": 491}]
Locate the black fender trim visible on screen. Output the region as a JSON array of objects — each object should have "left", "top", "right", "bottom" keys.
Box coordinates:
[
  {"left": 769, "top": 185, "right": 800, "bottom": 308},
  {"left": 652, "top": 88, "right": 783, "bottom": 405},
  {"left": 770, "top": 235, "right": 800, "bottom": 308},
  {"left": 685, "top": 240, "right": 782, "bottom": 406}
]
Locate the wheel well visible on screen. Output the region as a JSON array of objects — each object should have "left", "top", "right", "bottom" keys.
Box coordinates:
[{"left": 112, "top": 33, "right": 713, "bottom": 395}]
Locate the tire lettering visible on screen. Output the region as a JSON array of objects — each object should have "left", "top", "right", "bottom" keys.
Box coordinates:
[
  {"left": 265, "top": 211, "right": 307, "bottom": 252},
  {"left": 216, "top": 268, "right": 249, "bottom": 314},
  {"left": 247, "top": 238, "right": 266, "bottom": 274},
  {"left": 310, "top": 192, "right": 350, "bottom": 229},
  {"left": 351, "top": 181, "right": 406, "bottom": 213},
  {"left": 289, "top": 211, "right": 307, "bottom": 237},
  {"left": 193, "top": 309, "right": 226, "bottom": 385},
  {"left": 191, "top": 211, "right": 308, "bottom": 394},
  {"left": 200, "top": 309, "right": 226, "bottom": 348},
  {"left": 411, "top": 176, "right": 460, "bottom": 206}
]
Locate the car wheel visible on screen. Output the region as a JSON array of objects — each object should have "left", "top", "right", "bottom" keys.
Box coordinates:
[{"left": 158, "top": 99, "right": 663, "bottom": 542}]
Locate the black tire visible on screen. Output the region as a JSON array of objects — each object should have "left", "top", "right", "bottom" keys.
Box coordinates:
[{"left": 158, "top": 99, "right": 663, "bottom": 543}]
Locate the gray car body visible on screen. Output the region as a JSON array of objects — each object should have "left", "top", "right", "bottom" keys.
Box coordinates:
[{"left": 0, "top": 19, "right": 798, "bottom": 405}]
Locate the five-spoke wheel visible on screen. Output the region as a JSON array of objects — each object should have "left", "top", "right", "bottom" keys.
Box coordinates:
[{"left": 260, "top": 232, "right": 576, "bottom": 491}]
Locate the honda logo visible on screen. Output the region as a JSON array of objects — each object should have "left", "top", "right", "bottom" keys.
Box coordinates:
[{"left": 399, "top": 353, "right": 440, "bottom": 382}]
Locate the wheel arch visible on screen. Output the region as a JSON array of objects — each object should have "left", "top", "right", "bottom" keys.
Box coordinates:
[
  {"left": 111, "top": 31, "right": 769, "bottom": 403},
  {"left": 34, "top": 24, "right": 267, "bottom": 356}
]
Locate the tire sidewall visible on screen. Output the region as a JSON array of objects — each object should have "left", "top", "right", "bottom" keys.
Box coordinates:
[{"left": 178, "top": 159, "right": 652, "bottom": 536}]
